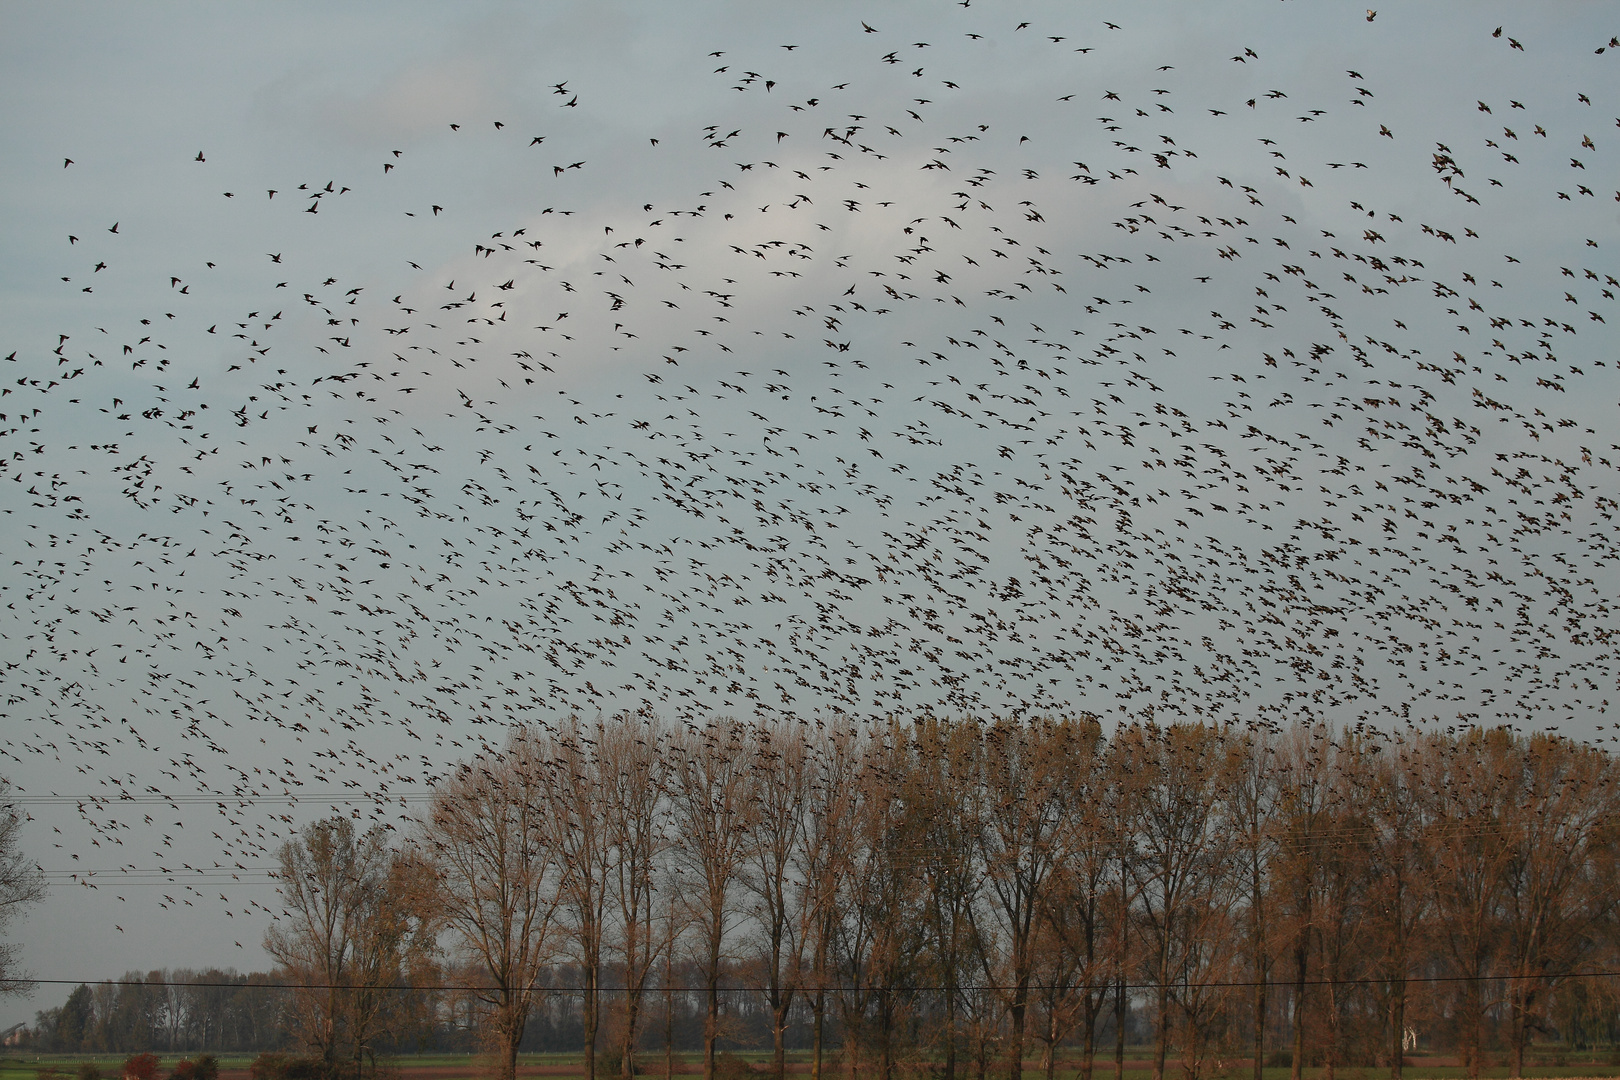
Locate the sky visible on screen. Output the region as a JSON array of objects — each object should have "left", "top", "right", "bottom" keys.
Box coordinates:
[{"left": 1, "top": 0, "right": 1618, "bottom": 1027}]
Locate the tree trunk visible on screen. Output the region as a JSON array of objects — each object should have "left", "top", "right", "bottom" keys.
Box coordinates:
[
  {"left": 1252, "top": 976, "right": 1267, "bottom": 1080},
  {"left": 1114, "top": 974, "right": 1126, "bottom": 1080},
  {"left": 665, "top": 977, "right": 675, "bottom": 1080},
  {"left": 879, "top": 989, "right": 894, "bottom": 1080},
  {"left": 585, "top": 976, "right": 599, "bottom": 1080},
  {"left": 1081, "top": 992, "right": 1097, "bottom": 1080},
  {"left": 1510, "top": 1004, "right": 1524, "bottom": 1079},
  {"left": 505, "top": 1025, "right": 522, "bottom": 1080},
  {"left": 1323, "top": 957, "right": 1338, "bottom": 1080},
  {"left": 1044, "top": 1004, "right": 1059, "bottom": 1080},
  {"left": 1465, "top": 969, "right": 1482, "bottom": 1080},
  {"left": 1153, "top": 966, "right": 1169, "bottom": 1080},
  {"left": 1388, "top": 975, "right": 1405, "bottom": 1080},
  {"left": 1508, "top": 973, "right": 1526, "bottom": 1080},
  {"left": 625, "top": 982, "right": 643, "bottom": 1080},
  {"left": 1290, "top": 924, "right": 1307, "bottom": 1080},
  {"left": 774, "top": 1001, "right": 788, "bottom": 1080},
  {"left": 665, "top": 892, "right": 677, "bottom": 1080},
  {"left": 705, "top": 966, "right": 719, "bottom": 1080},
  {"left": 812, "top": 990, "right": 825, "bottom": 1080},
  {"left": 1252, "top": 873, "right": 1267, "bottom": 1080},
  {"left": 1009, "top": 990, "right": 1028, "bottom": 1080}
]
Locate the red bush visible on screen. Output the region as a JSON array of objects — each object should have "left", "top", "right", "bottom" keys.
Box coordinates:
[{"left": 122, "top": 1055, "right": 161, "bottom": 1080}]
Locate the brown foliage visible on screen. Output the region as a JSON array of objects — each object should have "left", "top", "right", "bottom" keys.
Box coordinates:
[{"left": 401, "top": 716, "right": 1620, "bottom": 1080}]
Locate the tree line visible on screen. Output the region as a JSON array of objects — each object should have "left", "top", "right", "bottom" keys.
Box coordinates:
[
  {"left": 262, "top": 716, "right": 1620, "bottom": 1080},
  {"left": 24, "top": 960, "right": 875, "bottom": 1061},
  {"left": 34, "top": 718, "right": 1620, "bottom": 1080},
  {"left": 29, "top": 971, "right": 289, "bottom": 1054}
]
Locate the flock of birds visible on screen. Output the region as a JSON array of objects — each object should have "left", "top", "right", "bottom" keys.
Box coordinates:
[{"left": 2, "top": 8, "right": 1618, "bottom": 933}]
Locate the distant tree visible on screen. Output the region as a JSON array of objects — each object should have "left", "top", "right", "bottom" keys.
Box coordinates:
[
  {"left": 0, "top": 775, "right": 46, "bottom": 996},
  {"left": 56, "top": 983, "right": 95, "bottom": 1051},
  {"left": 99, "top": 972, "right": 162, "bottom": 1052}
]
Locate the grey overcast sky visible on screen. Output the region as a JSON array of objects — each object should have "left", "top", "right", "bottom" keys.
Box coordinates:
[{"left": 2, "top": 0, "right": 1617, "bottom": 1024}]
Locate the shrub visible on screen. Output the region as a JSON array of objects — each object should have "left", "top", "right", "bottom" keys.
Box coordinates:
[
  {"left": 713, "top": 1055, "right": 754, "bottom": 1080},
  {"left": 77, "top": 1065, "right": 103, "bottom": 1080},
  {"left": 249, "top": 1053, "right": 331, "bottom": 1080},
  {"left": 124, "top": 1055, "right": 162, "bottom": 1080},
  {"left": 192, "top": 1057, "right": 220, "bottom": 1080}
]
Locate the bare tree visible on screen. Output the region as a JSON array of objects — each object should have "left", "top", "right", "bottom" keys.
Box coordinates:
[
  {"left": 0, "top": 776, "right": 46, "bottom": 997},
  {"left": 1496, "top": 734, "right": 1616, "bottom": 1077},
  {"left": 796, "top": 720, "right": 863, "bottom": 1080},
  {"left": 743, "top": 719, "right": 811, "bottom": 1080},
  {"left": 378, "top": 715, "right": 1620, "bottom": 1080},
  {"left": 1104, "top": 738, "right": 1141, "bottom": 1080},
  {"left": 670, "top": 717, "right": 757, "bottom": 1080},
  {"left": 266, "top": 815, "right": 422, "bottom": 1077},
  {"left": 1226, "top": 725, "right": 1279, "bottom": 1080},
  {"left": 421, "top": 726, "right": 563, "bottom": 1080},
  {"left": 1272, "top": 723, "right": 1333, "bottom": 1080},
  {"left": 837, "top": 722, "right": 918, "bottom": 1080},
  {"left": 1028, "top": 913, "right": 1085, "bottom": 1080},
  {"left": 906, "top": 718, "right": 984, "bottom": 1080},
  {"left": 660, "top": 886, "right": 689, "bottom": 1080},
  {"left": 977, "top": 718, "right": 1070, "bottom": 1080},
  {"left": 548, "top": 716, "right": 614, "bottom": 1080},
  {"left": 602, "top": 710, "right": 672, "bottom": 1080},
  {"left": 1415, "top": 728, "right": 1512, "bottom": 1080},
  {"left": 1117, "top": 722, "right": 1234, "bottom": 1080},
  {"left": 1042, "top": 718, "right": 1111, "bottom": 1080},
  {"left": 1366, "top": 730, "right": 1431, "bottom": 1080},
  {"left": 1314, "top": 734, "right": 1375, "bottom": 1080}
]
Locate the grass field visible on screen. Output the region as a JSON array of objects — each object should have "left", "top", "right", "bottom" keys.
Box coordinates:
[{"left": 6, "top": 1054, "right": 1620, "bottom": 1080}]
